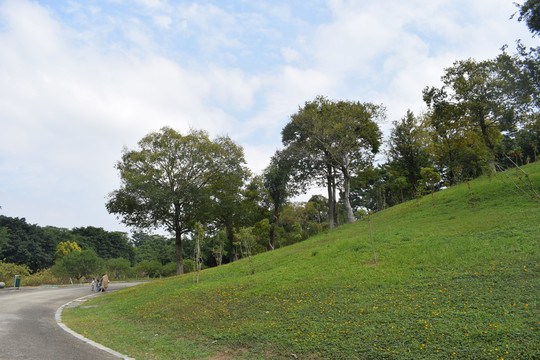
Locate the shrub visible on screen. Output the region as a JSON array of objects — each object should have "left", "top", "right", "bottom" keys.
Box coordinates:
[
  {"left": 0, "top": 261, "right": 31, "bottom": 284},
  {"left": 22, "top": 268, "right": 58, "bottom": 286},
  {"left": 182, "top": 259, "right": 195, "bottom": 273},
  {"left": 161, "top": 262, "right": 177, "bottom": 277},
  {"left": 105, "top": 257, "right": 132, "bottom": 280},
  {"left": 52, "top": 249, "right": 103, "bottom": 281},
  {"left": 135, "top": 260, "right": 163, "bottom": 278}
]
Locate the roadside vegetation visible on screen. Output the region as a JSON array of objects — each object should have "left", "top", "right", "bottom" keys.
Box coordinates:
[{"left": 62, "top": 162, "right": 539, "bottom": 359}]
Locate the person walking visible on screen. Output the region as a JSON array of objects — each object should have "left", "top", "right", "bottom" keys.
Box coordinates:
[
  {"left": 100, "top": 274, "right": 109, "bottom": 292},
  {"left": 91, "top": 278, "right": 95, "bottom": 291}
]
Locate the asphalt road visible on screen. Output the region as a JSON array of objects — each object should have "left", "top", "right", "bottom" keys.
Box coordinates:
[{"left": 0, "top": 283, "right": 140, "bottom": 360}]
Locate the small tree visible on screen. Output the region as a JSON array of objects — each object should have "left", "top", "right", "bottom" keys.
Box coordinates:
[
  {"left": 193, "top": 222, "right": 205, "bottom": 283},
  {"left": 421, "top": 167, "right": 442, "bottom": 207},
  {"left": 135, "top": 260, "right": 163, "bottom": 278},
  {"left": 53, "top": 250, "right": 102, "bottom": 282},
  {"left": 105, "top": 257, "right": 132, "bottom": 280},
  {"left": 235, "top": 227, "right": 256, "bottom": 275},
  {"left": 54, "top": 241, "right": 81, "bottom": 263},
  {"left": 355, "top": 210, "right": 376, "bottom": 264}
]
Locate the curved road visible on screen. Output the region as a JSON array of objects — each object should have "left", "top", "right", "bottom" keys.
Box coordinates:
[{"left": 0, "top": 283, "right": 140, "bottom": 360}]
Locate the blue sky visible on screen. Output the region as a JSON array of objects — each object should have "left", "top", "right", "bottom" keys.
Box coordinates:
[{"left": 0, "top": 0, "right": 536, "bottom": 233}]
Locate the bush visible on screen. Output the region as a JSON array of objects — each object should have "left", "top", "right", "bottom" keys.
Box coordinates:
[
  {"left": 52, "top": 249, "right": 103, "bottom": 281},
  {"left": 161, "top": 262, "right": 177, "bottom": 277},
  {"left": 135, "top": 260, "right": 163, "bottom": 278},
  {"left": 105, "top": 257, "right": 132, "bottom": 280},
  {"left": 0, "top": 261, "right": 31, "bottom": 284},
  {"left": 182, "top": 259, "right": 195, "bottom": 273},
  {"left": 22, "top": 268, "right": 59, "bottom": 286}
]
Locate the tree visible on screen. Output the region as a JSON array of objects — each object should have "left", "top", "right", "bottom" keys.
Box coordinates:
[
  {"left": 386, "top": 110, "right": 431, "bottom": 198},
  {"left": 135, "top": 260, "right": 163, "bottom": 278},
  {"left": 105, "top": 257, "right": 132, "bottom": 280},
  {"left": 262, "top": 148, "right": 298, "bottom": 249},
  {"left": 0, "top": 216, "right": 56, "bottom": 271},
  {"left": 71, "top": 227, "right": 134, "bottom": 264},
  {"left": 235, "top": 227, "right": 256, "bottom": 275},
  {"left": 424, "top": 59, "right": 514, "bottom": 161},
  {"left": 53, "top": 249, "right": 103, "bottom": 281},
  {"left": 193, "top": 222, "right": 205, "bottom": 283},
  {"left": 106, "top": 127, "right": 245, "bottom": 274},
  {"left": 282, "top": 96, "right": 383, "bottom": 226},
  {"left": 54, "top": 241, "right": 81, "bottom": 262},
  {"left": 423, "top": 101, "right": 486, "bottom": 184},
  {"left": 131, "top": 232, "right": 174, "bottom": 265},
  {"left": 515, "top": 0, "right": 540, "bottom": 35},
  {"left": 421, "top": 167, "right": 442, "bottom": 207},
  {"left": 206, "top": 136, "right": 250, "bottom": 262}
]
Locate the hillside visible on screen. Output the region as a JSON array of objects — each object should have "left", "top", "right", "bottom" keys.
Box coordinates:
[{"left": 63, "top": 163, "right": 540, "bottom": 360}]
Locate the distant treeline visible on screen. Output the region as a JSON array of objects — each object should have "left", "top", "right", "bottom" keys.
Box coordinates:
[{"left": 0, "top": 216, "right": 135, "bottom": 272}]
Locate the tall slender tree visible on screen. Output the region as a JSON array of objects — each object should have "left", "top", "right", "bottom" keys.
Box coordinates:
[
  {"left": 282, "top": 96, "right": 383, "bottom": 225},
  {"left": 262, "top": 148, "right": 298, "bottom": 249}
]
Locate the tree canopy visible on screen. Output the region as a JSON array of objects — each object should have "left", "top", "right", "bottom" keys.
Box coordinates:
[
  {"left": 282, "top": 96, "right": 383, "bottom": 225},
  {"left": 106, "top": 127, "right": 248, "bottom": 274},
  {"left": 515, "top": 0, "right": 540, "bottom": 35}
]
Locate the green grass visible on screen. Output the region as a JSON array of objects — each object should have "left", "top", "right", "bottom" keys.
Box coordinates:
[{"left": 63, "top": 163, "right": 540, "bottom": 359}]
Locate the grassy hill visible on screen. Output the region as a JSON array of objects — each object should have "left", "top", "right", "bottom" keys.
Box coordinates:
[{"left": 63, "top": 163, "right": 540, "bottom": 360}]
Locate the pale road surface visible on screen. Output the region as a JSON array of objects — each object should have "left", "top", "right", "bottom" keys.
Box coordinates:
[{"left": 0, "top": 283, "right": 141, "bottom": 360}]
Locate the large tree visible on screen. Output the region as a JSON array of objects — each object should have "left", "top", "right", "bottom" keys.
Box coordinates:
[
  {"left": 106, "top": 127, "right": 245, "bottom": 274},
  {"left": 282, "top": 96, "right": 383, "bottom": 225},
  {"left": 515, "top": 0, "right": 540, "bottom": 35},
  {"left": 207, "top": 136, "right": 250, "bottom": 262},
  {"left": 386, "top": 110, "right": 431, "bottom": 198}
]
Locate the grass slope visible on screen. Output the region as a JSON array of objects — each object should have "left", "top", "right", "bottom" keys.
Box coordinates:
[{"left": 63, "top": 163, "right": 540, "bottom": 360}]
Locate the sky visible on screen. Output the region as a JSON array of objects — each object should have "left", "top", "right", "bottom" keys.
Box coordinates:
[{"left": 0, "top": 0, "right": 536, "bottom": 234}]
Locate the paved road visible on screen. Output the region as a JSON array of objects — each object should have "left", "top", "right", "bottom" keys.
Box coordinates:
[{"left": 0, "top": 283, "right": 140, "bottom": 360}]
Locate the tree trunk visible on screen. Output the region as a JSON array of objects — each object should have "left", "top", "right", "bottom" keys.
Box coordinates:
[
  {"left": 175, "top": 230, "right": 183, "bottom": 275},
  {"left": 327, "top": 164, "right": 335, "bottom": 229},
  {"left": 332, "top": 173, "right": 337, "bottom": 223},
  {"left": 226, "top": 223, "right": 238, "bottom": 262},
  {"left": 478, "top": 111, "right": 494, "bottom": 152},
  {"left": 269, "top": 205, "right": 279, "bottom": 250},
  {"left": 174, "top": 204, "right": 184, "bottom": 275},
  {"left": 342, "top": 166, "right": 355, "bottom": 223}
]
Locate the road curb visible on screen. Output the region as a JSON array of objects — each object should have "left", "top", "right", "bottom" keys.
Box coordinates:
[{"left": 55, "top": 293, "right": 135, "bottom": 360}]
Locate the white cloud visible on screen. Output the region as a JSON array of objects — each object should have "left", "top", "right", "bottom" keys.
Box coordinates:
[{"left": 0, "top": 0, "right": 536, "bottom": 231}]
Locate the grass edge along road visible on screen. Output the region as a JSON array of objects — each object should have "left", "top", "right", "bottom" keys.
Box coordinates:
[{"left": 63, "top": 162, "right": 540, "bottom": 360}]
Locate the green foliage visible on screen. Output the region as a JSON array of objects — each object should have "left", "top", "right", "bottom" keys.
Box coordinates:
[
  {"left": 135, "top": 260, "right": 164, "bottom": 278},
  {"left": 515, "top": 0, "right": 540, "bottom": 35},
  {"left": 54, "top": 241, "right": 81, "bottom": 262},
  {"left": 161, "top": 262, "right": 177, "bottom": 277},
  {"left": 0, "top": 216, "right": 56, "bottom": 271},
  {"left": 105, "top": 257, "right": 132, "bottom": 280},
  {"left": 52, "top": 249, "right": 103, "bottom": 281},
  {"left": 106, "top": 127, "right": 248, "bottom": 274},
  {"left": 182, "top": 259, "right": 195, "bottom": 273},
  {"left": 71, "top": 227, "right": 134, "bottom": 263},
  {"left": 21, "top": 268, "right": 58, "bottom": 286},
  {"left": 282, "top": 95, "right": 384, "bottom": 226},
  {"left": 0, "top": 261, "right": 31, "bottom": 284},
  {"left": 63, "top": 162, "right": 540, "bottom": 360},
  {"left": 132, "top": 232, "right": 174, "bottom": 265},
  {"left": 234, "top": 227, "right": 256, "bottom": 275},
  {"left": 386, "top": 110, "right": 431, "bottom": 198}
]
